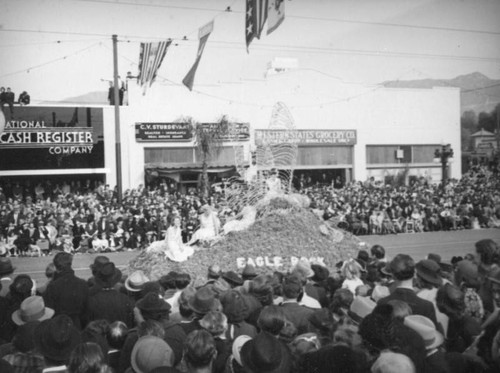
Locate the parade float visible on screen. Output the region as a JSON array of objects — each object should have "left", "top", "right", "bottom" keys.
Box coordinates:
[{"left": 129, "top": 103, "right": 361, "bottom": 284}]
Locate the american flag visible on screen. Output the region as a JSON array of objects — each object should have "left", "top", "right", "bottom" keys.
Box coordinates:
[
  {"left": 138, "top": 40, "right": 172, "bottom": 91},
  {"left": 246, "top": 0, "right": 268, "bottom": 51}
]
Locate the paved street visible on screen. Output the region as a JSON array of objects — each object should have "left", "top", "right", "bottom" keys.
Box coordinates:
[{"left": 7, "top": 228, "right": 500, "bottom": 288}]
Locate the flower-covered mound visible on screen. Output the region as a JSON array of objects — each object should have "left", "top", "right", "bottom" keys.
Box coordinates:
[{"left": 128, "top": 200, "right": 361, "bottom": 286}]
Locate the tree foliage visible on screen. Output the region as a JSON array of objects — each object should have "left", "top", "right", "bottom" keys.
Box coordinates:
[{"left": 174, "top": 115, "right": 238, "bottom": 198}]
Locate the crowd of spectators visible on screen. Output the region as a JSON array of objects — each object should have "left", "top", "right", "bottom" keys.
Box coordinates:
[
  {"left": 0, "top": 238, "right": 500, "bottom": 372},
  {"left": 0, "top": 164, "right": 499, "bottom": 257},
  {"left": 306, "top": 165, "right": 500, "bottom": 235}
]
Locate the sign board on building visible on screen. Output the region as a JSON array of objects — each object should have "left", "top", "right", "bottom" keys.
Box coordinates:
[
  {"left": 135, "top": 122, "right": 250, "bottom": 142},
  {"left": 135, "top": 123, "right": 192, "bottom": 142},
  {"left": 0, "top": 107, "right": 104, "bottom": 171},
  {"left": 202, "top": 122, "right": 250, "bottom": 142},
  {"left": 255, "top": 129, "right": 357, "bottom": 145}
]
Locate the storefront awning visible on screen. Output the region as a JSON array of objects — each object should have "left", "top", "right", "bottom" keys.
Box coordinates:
[{"left": 145, "top": 162, "right": 243, "bottom": 176}]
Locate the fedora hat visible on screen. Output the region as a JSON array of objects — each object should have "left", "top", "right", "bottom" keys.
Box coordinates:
[
  {"left": 292, "top": 258, "right": 314, "bottom": 279},
  {"left": 34, "top": 315, "right": 82, "bottom": 362},
  {"left": 89, "top": 255, "right": 110, "bottom": 274},
  {"left": 222, "top": 271, "right": 243, "bottom": 287},
  {"left": 0, "top": 257, "right": 15, "bottom": 276},
  {"left": 232, "top": 335, "right": 252, "bottom": 366},
  {"left": 136, "top": 292, "right": 171, "bottom": 314},
  {"left": 188, "top": 286, "right": 220, "bottom": 315},
  {"left": 221, "top": 290, "right": 249, "bottom": 323},
  {"left": 241, "top": 263, "right": 257, "bottom": 280},
  {"left": 125, "top": 270, "right": 149, "bottom": 292},
  {"left": 240, "top": 332, "right": 292, "bottom": 373},
  {"left": 95, "top": 262, "right": 122, "bottom": 288},
  {"left": 12, "top": 296, "right": 54, "bottom": 325},
  {"left": 416, "top": 260, "right": 442, "bottom": 287},
  {"left": 404, "top": 315, "right": 444, "bottom": 350}
]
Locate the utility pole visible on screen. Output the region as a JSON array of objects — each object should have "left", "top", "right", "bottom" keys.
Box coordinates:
[{"left": 112, "top": 34, "right": 123, "bottom": 203}]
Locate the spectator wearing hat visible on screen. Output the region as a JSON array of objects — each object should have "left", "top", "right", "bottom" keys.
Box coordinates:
[
  {"left": 403, "top": 314, "right": 455, "bottom": 373},
  {"left": 34, "top": 314, "right": 82, "bottom": 371},
  {"left": 220, "top": 290, "right": 256, "bottom": 341},
  {"left": 224, "top": 335, "right": 251, "bottom": 373},
  {"left": 309, "top": 264, "right": 329, "bottom": 308},
  {"left": 415, "top": 259, "right": 448, "bottom": 335},
  {"left": 206, "top": 265, "right": 222, "bottom": 283},
  {"left": 454, "top": 260, "right": 484, "bottom": 322},
  {"left": 85, "top": 262, "right": 134, "bottom": 327},
  {"left": 182, "top": 287, "right": 221, "bottom": 336},
  {"left": 241, "top": 263, "right": 257, "bottom": 282},
  {"left": 240, "top": 331, "right": 291, "bottom": 373},
  {"left": 119, "top": 292, "right": 186, "bottom": 372},
  {"left": 2, "top": 321, "right": 45, "bottom": 373},
  {"left": 279, "top": 274, "right": 314, "bottom": 335},
  {"left": 222, "top": 271, "right": 243, "bottom": 289},
  {"left": 124, "top": 270, "right": 150, "bottom": 301},
  {"left": 128, "top": 336, "right": 175, "bottom": 373},
  {"left": 87, "top": 255, "right": 111, "bottom": 291},
  {"left": 43, "top": 252, "right": 89, "bottom": 330},
  {"left": 378, "top": 254, "right": 438, "bottom": 327},
  {"left": 12, "top": 295, "right": 54, "bottom": 326},
  {"left": 359, "top": 304, "right": 428, "bottom": 373},
  {"left": 183, "top": 330, "right": 218, "bottom": 373}
]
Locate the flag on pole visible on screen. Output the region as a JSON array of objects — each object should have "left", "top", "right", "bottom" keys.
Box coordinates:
[
  {"left": 137, "top": 40, "right": 172, "bottom": 92},
  {"left": 183, "top": 20, "right": 214, "bottom": 91},
  {"left": 267, "top": 0, "right": 285, "bottom": 35},
  {"left": 246, "top": 0, "right": 268, "bottom": 51}
]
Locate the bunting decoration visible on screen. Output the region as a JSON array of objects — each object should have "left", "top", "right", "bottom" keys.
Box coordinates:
[
  {"left": 246, "top": 0, "right": 268, "bottom": 51},
  {"left": 183, "top": 20, "right": 214, "bottom": 91},
  {"left": 267, "top": 0, "right": 285, "bottom": 35},
  {"left": 137, "top": 40, "right": 172, "bottom": 92}
]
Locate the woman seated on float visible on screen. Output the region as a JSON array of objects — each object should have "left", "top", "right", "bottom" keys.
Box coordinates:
[
  {"left": 164, "top": 216, "right": 194, "bottom": 262},
  {"left": 187, "top": 205, "right": 220, "bottom": 245}
]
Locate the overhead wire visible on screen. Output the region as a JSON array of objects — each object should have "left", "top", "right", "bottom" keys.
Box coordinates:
[
  {"left": 72, "top": 0, "right": 500, "bottom": 36},
  {"left": 0, "top": 42, "right": 103, "bottom": 78}
]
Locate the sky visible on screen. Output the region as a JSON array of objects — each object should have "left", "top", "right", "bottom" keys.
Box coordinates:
[{"left": 0, "top": 0, "right": 499, "bottom": 103}]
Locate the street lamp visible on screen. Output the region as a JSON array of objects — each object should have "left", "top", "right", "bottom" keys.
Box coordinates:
[{"left": 434, "top": 144, "right": 454, "bottom": 184}]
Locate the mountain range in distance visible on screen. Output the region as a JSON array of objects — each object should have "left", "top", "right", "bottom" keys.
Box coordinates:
[
  {"left": 383, "top": 72, "right": 500, "bottom": 114},
  {"left": 50, "top": 72, "right": 500, "bottom": 115}
]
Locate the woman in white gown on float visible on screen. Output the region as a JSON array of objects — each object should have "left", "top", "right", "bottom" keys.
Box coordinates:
[
  {"left": 164, "top": 216, "right": 194, "bottom": 262},
  {"left": 188, "top": 205, "right": 220, "bottom": 245}
]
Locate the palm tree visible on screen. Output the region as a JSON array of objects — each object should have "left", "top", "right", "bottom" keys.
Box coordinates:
[{"left": 188, "top": 115, "right": 234, "bottom": 198}]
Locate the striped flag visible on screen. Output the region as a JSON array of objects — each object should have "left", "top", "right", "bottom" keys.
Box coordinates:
[
  {"left": 267, "top": 0, "right": 285, "bottom": 35},
  {"left": 246, "top": 0, "right": 268, "bottom": 51},
  {"left": 183, "top": 20, "right": 214, "bottom": 91},
  {"left": 138, "top": 40, "right": 172, "bottom": 92}
]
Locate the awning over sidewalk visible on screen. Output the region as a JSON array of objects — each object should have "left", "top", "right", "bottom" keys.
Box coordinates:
[{"left": 145, "top": 162, "right": 241, "bottom": 178}]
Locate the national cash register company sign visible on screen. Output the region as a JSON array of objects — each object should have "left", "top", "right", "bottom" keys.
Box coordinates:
[
  {"left": 0, "top": 107, "right": 105, "bottom": 171},
  {"left": 255, "top": 129, "right": 357, "bottom": 145}
]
